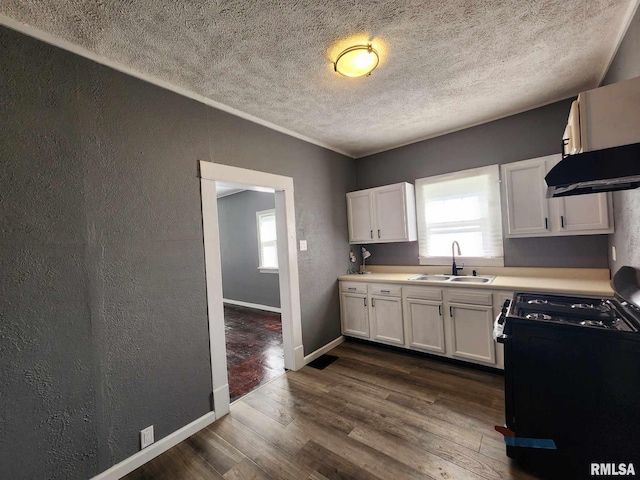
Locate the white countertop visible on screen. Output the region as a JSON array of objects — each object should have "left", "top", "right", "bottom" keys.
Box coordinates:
[{"left": 338, "top": 267, "right": 614, "bottom": 297}]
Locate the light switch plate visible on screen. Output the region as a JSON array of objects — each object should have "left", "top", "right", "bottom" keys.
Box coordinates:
[
  {"left": 299, "top": 240, "right": 307, "bottom": 251},
  {"left": 140, "top": 425, "right": 154, "bottom": 449}
]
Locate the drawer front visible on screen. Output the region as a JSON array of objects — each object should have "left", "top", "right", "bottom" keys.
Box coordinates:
[
  {"left": 341, "top": 282, "right": 367, "bottom": 294},
  {"left": 370, "top": 284, "right": 402, "bottom": 297},
  {"left": 403, "top": 286, "right": 443, "bottom": 301},
  {"left": 448, "top": 289, "right": 493, "bottom": 306}
]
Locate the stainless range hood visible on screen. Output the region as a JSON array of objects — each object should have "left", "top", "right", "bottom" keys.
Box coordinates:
[{"left": 545, "top": 142, "right": 640, "bottom": 198}]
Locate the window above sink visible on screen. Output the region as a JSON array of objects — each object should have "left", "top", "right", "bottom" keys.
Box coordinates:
[{"left": 415, "top": 165, "right": 504, "bottom": 267}]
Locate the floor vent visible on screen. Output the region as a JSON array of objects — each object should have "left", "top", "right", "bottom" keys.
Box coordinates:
[{"left": 307, "top": 354, "right": 338, "bottom": 370}]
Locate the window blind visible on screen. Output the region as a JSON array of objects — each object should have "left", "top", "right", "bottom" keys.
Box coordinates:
[{"left": 415, "top": 165, "right": 504, "bottom": 266}]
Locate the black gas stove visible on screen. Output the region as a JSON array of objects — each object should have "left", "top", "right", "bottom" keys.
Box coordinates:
[
  {"left": 509, "top": 292, "right": 639, "bottom": 332},
  {"left": 495, "top": 267, "right": 640, "bottom": 479}
]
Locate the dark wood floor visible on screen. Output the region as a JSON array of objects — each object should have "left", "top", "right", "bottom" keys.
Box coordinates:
[
  {"left": 224, "top": 304, "right": 284, "bottom": 402},
  {"left": 125, "top": 340, "right": 540, "bottom": 480}
]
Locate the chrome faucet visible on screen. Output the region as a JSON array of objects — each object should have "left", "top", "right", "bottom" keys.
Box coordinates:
[{"left": 451, "top": 241, "right": 464, "bottom": 276}]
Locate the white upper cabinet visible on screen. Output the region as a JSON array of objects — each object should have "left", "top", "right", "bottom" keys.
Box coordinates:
[
  {"left": 347, "top": 182, "right": 417, "bottom": 244},
  {"left": 502, "top": 158, "right": 551, "bottom": 236},
  {"left": 502, "top": 155, "right": 613, "bottom": 238},
  {"left": 572, "top": 76, "right": 640, "bottom": 153},
  {"left": 346, "top": 190, "right": 375, "bottom": 243},
  {"left": 557, "top": 194, "right": 610, "bottom": 232}
]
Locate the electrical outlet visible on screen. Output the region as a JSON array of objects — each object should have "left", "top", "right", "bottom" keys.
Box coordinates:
[
  {"left": 140, "top": 425, "right": 154, "bottom": 449},
  {"left": 612, "top": 245, "right": 617, "bottom": 262},
  {"left": 299, "top": 240, "right": 307, "bottom": 251}
]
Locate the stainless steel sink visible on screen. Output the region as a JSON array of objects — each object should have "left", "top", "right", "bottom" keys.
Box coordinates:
[
  {"left": 409, "top": 274, "right": 495, "bottom": 284},
  {"left": 449, "top": 276, "right": 494, "bottom": 284},
  {"left": 408, "top": 274, "right": 453, "bottom": 282}
]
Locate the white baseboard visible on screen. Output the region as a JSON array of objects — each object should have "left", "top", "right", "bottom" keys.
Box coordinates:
[
  {"left": 223, "top": 298, "right": 282, "bottom": 314},
  {"left": 293, "top": 345, "right": 305, "bottom": 371},
  {"left": 213, "top": 383, "right": 230, "bottom": 418},
  {"left": 304, "top": 336, "right": 345, "bottom": 365},
  {"left": 90, "top": 411, "right": 217, "bottom": 480}
]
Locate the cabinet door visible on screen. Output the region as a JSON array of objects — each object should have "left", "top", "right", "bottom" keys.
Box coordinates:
[
  {"left": 347, "top": 191, "right": 374, "bottom": 243},
  {"left": 545, "top": 155, "right": 613, "bottom": 234},
  {"left": 503, "top": 159, "right": 551, "bottom": 237},
  {"left": 449, "top": 304, "right": 496, "bottom": 364},
  {"left": 404, "top": 298, "right": 445, "bottom": 354},
  {"left": 370, "top": 295, "right": 404, "bottom": 345},
  {"left": 556, "top": 193, "right": 612, "bottom": 233},
  {"left": 373, "top": 184, "right": 408, "bottom": 242},
  {"left": 341, "top": 293, "right": 369, "bottom": 338}
]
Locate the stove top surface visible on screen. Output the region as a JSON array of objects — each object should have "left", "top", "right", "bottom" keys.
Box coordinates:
[{"left": 509, "top": 293, "right": 639, "bottom": 332}]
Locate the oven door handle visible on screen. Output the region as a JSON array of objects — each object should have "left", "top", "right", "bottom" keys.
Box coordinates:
[{"left": 496, "top": 334, "right": 510, "bottom": 344}]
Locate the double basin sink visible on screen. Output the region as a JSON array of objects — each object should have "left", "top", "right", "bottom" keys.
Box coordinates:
[{"left": 408, "top": 274, "right": 495, "bottom": 284}]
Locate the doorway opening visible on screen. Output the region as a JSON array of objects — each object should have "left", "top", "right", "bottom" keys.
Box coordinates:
[
  {"left": 200, "top": 162, "right": 303, "bottom": 418},
  {"left": 216, "top": 185, "right": 284, "bottom": 402}
]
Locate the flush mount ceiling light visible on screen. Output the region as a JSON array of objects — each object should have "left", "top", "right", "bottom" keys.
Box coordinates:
[{"left": 334, "top": 44, "right": 379, "bottom": 78}]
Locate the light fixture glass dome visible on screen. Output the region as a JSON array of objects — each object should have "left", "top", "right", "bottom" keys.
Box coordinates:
[{"left": 334, "top": 44, "right": 379, "bottom": 77}]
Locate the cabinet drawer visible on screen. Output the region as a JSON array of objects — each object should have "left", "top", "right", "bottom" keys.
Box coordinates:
[
  {"left": 403, "top": 286, "right": 443, "bottom": 301},
  {"left": 448, "top": 289, "right": 493, "bottom": 306},
  {"left": 341, "top": 282, "right": 367, "bottom": 294},
  {"left": 370, "top": 284, "right": 401, "bottom": 297}
]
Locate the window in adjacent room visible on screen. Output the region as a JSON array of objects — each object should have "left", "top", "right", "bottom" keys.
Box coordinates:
[
  {"left": 415, "top": 164, "right": 504, "bottom": 266},
  {"left": 257, "top": 209, "right": 278, "bottom": 273}
]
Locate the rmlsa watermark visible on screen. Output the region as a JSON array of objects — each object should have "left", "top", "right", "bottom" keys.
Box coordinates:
[{"left": 591, "top": 463, "right": 636, "bottom": 476}]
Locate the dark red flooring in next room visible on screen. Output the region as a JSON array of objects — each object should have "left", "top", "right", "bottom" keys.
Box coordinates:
[{"left": 224, "top": 304, "right": 284, "bottom": 402}]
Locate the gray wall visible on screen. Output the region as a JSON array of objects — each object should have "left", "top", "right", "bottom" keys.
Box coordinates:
[
  {"left": 218, "top": 191, "right": 280, "bottom": 308},
  {"left": 602, "top": 7, "right": 640, "bottom": 274},
  {"left": 355, "top": 99, "right": 609, "bottom": 268},
  {"left": 0, "top": 25, "right": 354, "bottom": 479}
]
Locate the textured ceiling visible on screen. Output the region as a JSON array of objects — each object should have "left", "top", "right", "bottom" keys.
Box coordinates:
[{"left": 1, "top": 1, "right": 638, "bottom": 157}]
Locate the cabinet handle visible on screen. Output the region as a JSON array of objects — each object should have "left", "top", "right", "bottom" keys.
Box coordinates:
[
  {"left": 438, "top": 305, "right": 442, "bottom": 316},
  {"left": 561, "top": 215, "right": 565, "bottom": 228},
  {"left": 545, "top": 217, "right": 549, "bottom": 230},
  {"left": 381, "top": 289, "right": 390, "bottom": 293},
  {"left": 348, "top": 287, "right": 356, "bottom": 291},
  {"left": 364, "top": 298, "right": 367, "bottom": 307},
  {"left": 449, "top": 306, "right": 453, "bottom": 317},
  {"left": 372, "top": 298, "right": 375, "bottom": 307},
  {"left": 378, "top": 229, "right": 381, "bottom": 238},
  {"left": 370, "top": 230, "right": 373, "bottom": 239}
]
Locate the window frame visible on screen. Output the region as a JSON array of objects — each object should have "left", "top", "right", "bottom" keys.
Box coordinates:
[
  {"left": 415, "top": 165, "right": 504, "bottom": 267},
  {"left": 256, "top": 208, "right": 279, "bottom": 273}
]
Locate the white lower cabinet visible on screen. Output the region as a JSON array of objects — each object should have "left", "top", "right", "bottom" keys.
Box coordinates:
[
  {"left": 446, "top": 288, "right": 496, "bottom": 365},
  {"left": 403, "top": 286, "right": 446, "bottom": 354},
  {"left": 340, "top": 282, "right": 370, "bottom": 339},
  {"left": 449, "top": 303, "right": 496, "bottom": 364},
  {"left": 340, "top": 281, "right": 504, "bottom": 369},
  {"left": 369, "top": 283, "right": 404, "bottom": 346},
  {"left": 371, "top": 295, "right": 404, "bottom": 345},
  {"left": 404, "top": 298, "right": 445, "bottom": 353}
]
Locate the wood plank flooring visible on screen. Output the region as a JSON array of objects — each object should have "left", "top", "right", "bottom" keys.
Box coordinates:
[{"left": 124, "top": 340, "right": 540, "bottom": 480}]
